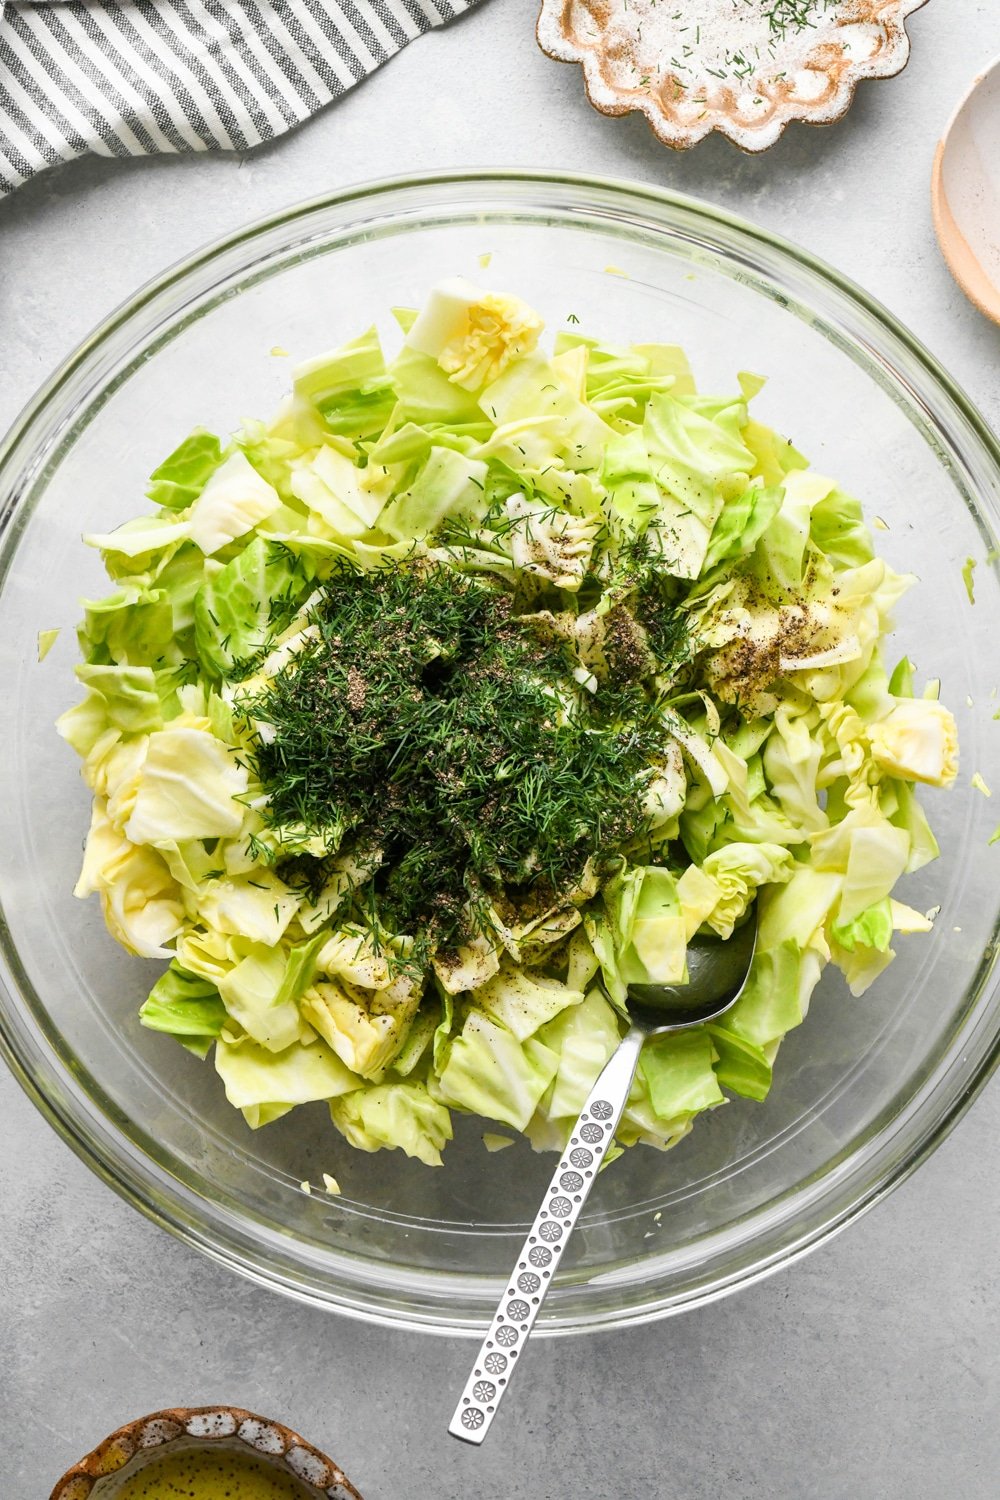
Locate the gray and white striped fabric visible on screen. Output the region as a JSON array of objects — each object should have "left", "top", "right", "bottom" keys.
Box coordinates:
[{"left": 0, "top": 0, "right": 482, "bottom": 195}]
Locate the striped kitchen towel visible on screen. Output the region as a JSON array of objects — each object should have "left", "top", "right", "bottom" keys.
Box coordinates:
[{"left": 0, "top": 0, "right": 483, "bottom": 195}]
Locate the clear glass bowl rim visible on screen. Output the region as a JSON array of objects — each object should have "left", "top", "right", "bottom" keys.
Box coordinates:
[{"left": 1, "top": 168, "right": 999, "bottom": 1338}]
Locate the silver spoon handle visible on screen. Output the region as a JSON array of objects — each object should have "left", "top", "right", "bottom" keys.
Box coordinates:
[{"left": 448, "top": 1022, "right": 647, "bottom": 1444}]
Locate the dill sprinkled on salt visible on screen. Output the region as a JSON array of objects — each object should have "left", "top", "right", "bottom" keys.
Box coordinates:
[
  {"left": 594, "top": 0, "right": 846, "bottom": 94},
  {"left": 763, "top": 0, "right": 834, "bottom": 42}
]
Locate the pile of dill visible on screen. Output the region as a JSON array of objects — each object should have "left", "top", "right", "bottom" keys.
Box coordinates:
[{"left": 242, "top": 560, "right": 687, "bottom": 956}]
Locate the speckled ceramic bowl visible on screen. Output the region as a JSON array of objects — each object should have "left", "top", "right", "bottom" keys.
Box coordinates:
[
  {"left": 537, "top": 0, "right": 929, "bottom": 152},
  {"left": 49, "top": 1407, "right": 363, "bottom": 1500}
]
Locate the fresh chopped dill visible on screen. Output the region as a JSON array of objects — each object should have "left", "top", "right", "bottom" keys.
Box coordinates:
[{"left": 241, "top": 559, "right": 687, "bottom": 961}]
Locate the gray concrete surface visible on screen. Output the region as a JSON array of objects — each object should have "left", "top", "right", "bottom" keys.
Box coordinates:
[{"left": 2, "top": 1, "right": 999, "bottom": 1495}]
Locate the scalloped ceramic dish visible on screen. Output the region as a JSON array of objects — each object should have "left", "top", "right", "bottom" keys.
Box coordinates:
[
  {"left": 537, "top": 0, "right": 929, "bottom": 152},
  {"left": 49, "top": 1408, "right": 362, "bottom": 1500}
]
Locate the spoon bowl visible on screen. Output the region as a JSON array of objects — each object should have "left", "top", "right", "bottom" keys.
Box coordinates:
[
  {"left": 626, "top": 917, "right": 758, "bottom": 1028},
  {"left": 450, "top": 912, "right": 758, "bottom": 1443},
  {"left": 932, "top": 54, "right": 1000, "bottom": 326}
]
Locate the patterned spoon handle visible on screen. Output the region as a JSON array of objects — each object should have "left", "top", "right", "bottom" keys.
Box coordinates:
[{"left": 448, "top": 1022, "right": 647, "bottom": 1444}]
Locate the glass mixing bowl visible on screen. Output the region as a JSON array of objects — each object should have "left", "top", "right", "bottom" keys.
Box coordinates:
[{"left": 1, "top": 171, "right": 998, "bottom": 1336}]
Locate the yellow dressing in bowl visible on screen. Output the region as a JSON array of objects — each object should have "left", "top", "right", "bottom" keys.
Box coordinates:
[{"left": 107, "top": 1448, "right": 312, "bottom": 1498}]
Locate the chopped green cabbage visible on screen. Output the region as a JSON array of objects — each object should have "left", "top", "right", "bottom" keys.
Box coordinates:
[{"left": 57, "top": 280, "right": 957, "bottom": 1173}]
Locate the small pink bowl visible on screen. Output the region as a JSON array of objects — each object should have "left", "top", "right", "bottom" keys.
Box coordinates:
[{"left": 49, "top": 1406, "right": 363, "bottom": 1500}]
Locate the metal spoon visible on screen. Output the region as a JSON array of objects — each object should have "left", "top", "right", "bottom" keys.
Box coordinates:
[{"left": 448, "top": 913, "right": 758, "bottom": 1444}]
